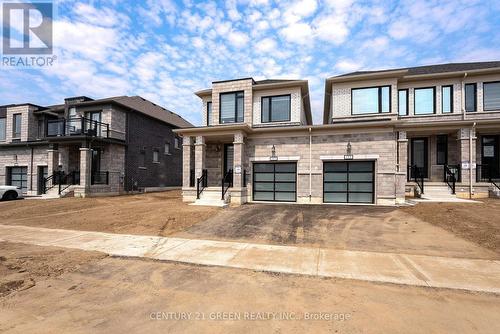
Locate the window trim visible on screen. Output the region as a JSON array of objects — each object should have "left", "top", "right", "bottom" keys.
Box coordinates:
[
  {"left": 0, "top": 117, "right": 6, "bottom": 141},
  {"left": 436, "top": 134, "right": 448, "bottom": 165},
  {"left": 174, "top": 137, "right": 180, "bottom": 149},
  {"left": 413, "top": 86, "right": 436, "bottom": 115},
  {"left": 465, "top": 83, "right": 477, "bottom": 112},
  {"left": 206, "top": 101, "right": 212, "bottom": 126},
  {"left": 483, "top": 80, "right": 500, "bottom": 112},
  {"left": 398, "top": 89, "right": 409, "bottom": 116},
  {"left": 441, "top": 85, "right": 454, "bottom": 113},
  {"left": 152, "top": 149, "right": 160, "bottom": 164},
  {"left": 260, "top": 94, "right": 292, "bottom": 123},
  {"left": 12, "top": 113, "right": 22, "bottom": 138},
  {"left": 164, "top": 142, "right": 171, "bottom": 155},
  {"left": 219, "top": 90, "right": 244, "bottom": 124},
  {"left": 351, "top": 85, "right": 391, "bottom": 115}
]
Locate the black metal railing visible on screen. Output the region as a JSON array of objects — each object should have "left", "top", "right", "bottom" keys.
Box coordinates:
[
  {"left": 190, "top": 169, "right": 195, "bottom": 187},
  {"left": 43, "top": 171, "right": 64, "bottom": 194},
  {"left": 46, "top": 117, "right": 109, "bottom": 138},
  {"left": 443, "top": 164, "right": 459, "bottom": 194},
  {"left": 91, "top": 171, "right": 109, "bottom": 185},
  {"left": 58, "top": 171, "right": 80, "bottom": 194},
  {"left": 221, "top": 169, "right": 233, "bottom": 200},
  {"left": 477, "top": 164, "right": 500, "bottom": 191},
  {"left": 408, "top": 165, "right": 425, "bottom": 194},
  {"left": 243, "top": 170, "right": 248, "bottom": 187},
  {"left": 196, "top": 169, "right": 208, "bottom": 199}
]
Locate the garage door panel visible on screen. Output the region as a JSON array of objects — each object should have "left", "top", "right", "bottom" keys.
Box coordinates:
[
  {"left": 324, "top": 161, "right": 374, "bottom": 204},
  {"left": 253, "top": 163, "right": 296, "bottom": 202}
]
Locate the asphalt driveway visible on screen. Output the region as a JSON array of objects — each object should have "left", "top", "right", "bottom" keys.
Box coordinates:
[{"left": 174, "top": 204, "right": 498, "bottom": 260}]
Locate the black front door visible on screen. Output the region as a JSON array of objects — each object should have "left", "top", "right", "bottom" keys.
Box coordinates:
[
  {"left": 37, "top": 166, "right": 48, "bottom": 195},
  {"left": 411, "top": 138, "right": 428, "bottom": 178},
  {"left": 481, "top": 135, "right": 500, "bottom": 178}
]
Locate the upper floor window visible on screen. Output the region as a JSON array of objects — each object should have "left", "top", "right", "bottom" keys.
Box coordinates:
[
  {"left": 351, "top": 86, "right": 390, "bottom": 115},
  {"left": 12, "top": 113, "right": 22, "bottom": 138},
  {"left": 0, "top": 117, "right": 6, "bottom": 141},
  {"left": 441, "top": 85, "right": 453, "bottom": 113},
  {"left": 398, "top": 89, "right": 408, "bottom": 116},
  {"left": 483, "top": 81, "right": 500, "bottom": 111},
  {"left": 220, "top": 91, "right": 244, "bottom": 124},
  {"left": 206, "top": 102, "right": 212, "bottom": 126},
  {"left": 153, "top": 149, "right": 159, "bottom": 163},
  {"left": 414, "top": 87, "right": 435, "bottom": 115},
  {"left": 261, "top": 95, "right": 291, "bottom": 122},
  {"left": 174, "top": 137, "right": 180, "bottom": 149},
  {"left": 465, "top": 83, "right": 477, "bottom": 112},
  {"left": 165, "top": 142, "right": 170, "bottom": 155}
]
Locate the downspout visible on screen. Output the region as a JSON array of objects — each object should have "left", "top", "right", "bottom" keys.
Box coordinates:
[
  {"left": 309, "top": 127, "right": 312, "bottom": 202},
  {"left": 30, "top": 145, "right": 34, "bottom": 193},
  {"left": 470, "top": 122, "right": 476, "bottom": 198}
]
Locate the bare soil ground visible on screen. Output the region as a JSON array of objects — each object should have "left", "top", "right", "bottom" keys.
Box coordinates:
[
  {"left": 1, "top": 242, "right": 499, "bottom": 334},
  {"left": 175, "top": 203, "right": 498, "bottom": 259},
  {"left": 0, "top": 191, "right": 220, "bottom": 237},
  {"left": 401, "top": 198, "right": 500, "bottom": 253}
]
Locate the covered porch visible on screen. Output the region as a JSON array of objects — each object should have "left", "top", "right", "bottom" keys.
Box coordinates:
[{"left": 181, "top": 127, "right": 250, "bottom": 205}]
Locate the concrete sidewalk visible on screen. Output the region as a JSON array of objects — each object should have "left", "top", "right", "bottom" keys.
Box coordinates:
[{"left": 1, "top": 224, "right": 499, "bottom": 294}]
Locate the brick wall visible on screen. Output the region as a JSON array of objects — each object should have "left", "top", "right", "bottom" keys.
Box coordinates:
[{"left": 252, "top": 87, "right": 302, "bottom": 126}]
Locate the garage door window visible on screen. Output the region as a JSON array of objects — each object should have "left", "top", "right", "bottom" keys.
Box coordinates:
[
  {"left": 253, "top": 163, "right": 296, "bottom": 202},
  {"left": 324, "top": 161, "right": 374, "bottom": 204}
]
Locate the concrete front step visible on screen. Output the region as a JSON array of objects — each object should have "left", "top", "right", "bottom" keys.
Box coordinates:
[{"left": 190, "top": 187, "right": 230, "bottom": 207}]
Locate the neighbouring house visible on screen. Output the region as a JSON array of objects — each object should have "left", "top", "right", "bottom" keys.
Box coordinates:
[
  {"left": 0, "top": 96, "right": 192, "bottom": 197},
  {"left": 175, "top": 61, "right": 500, "bottom": 206}
]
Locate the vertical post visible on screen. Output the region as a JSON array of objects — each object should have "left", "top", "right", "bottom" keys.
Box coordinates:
[
  {"left": 396, "top": 131, "right": 408, "bottom": 203},
  {"left": 182, "top": 136, "right": 193, "bottom": 188},
  {"left": 458, "top": 128, "right": 476, "bottom": 197},
  {"left": 233, "top": 132, "right": 245, "bottom": 189},
  {"left": 80, "top": 147, "right": 92, "bottom": 194},
  {"left": 194, "top": 136, "right": 206, "bottom": 180},
  {"left": 47, "top": 148, "right": 59, "bottom": 185}
]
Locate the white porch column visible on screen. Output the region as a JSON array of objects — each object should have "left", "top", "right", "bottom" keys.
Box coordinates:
[
  {"left": 47, "top": 149, "right": 59, "bottom": 179},
  {"left": 194, "top": 136, "right": 206, "bottom": 179},
  {"left": 182, "top": 136, "right": 193, "bottom": 188},
  {"left": 232, "top": 131, "right": 245, "bottom": 189},
  {"left": 79, "top": 147, "right": 92, "bottom": 190},
  {"left": 396, "top": 131, "right": 408, "bottom": 203},
  {"left": 457, "top": 127, "right": 477, "bottom": 197}
]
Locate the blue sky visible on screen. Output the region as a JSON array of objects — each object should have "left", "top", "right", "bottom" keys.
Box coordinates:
[{"left": 1, "top": 0, "right": 500, "bottom": 125}]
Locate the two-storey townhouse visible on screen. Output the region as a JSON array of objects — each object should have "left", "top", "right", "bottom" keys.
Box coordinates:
[
  {"left": 0, "top": 96, "right": 191, "bottom": 198},
  {"left": 324, "top": 61, "right": 500, "bottom": 201},
  {"left": 177, "top": 61, "right": 500, "bottom": 206}
]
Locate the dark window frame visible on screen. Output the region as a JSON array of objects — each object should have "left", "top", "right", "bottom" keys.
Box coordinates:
[
  {"left": 12, "top": 113, "right": 22, "bottom": 138},
  {"left": 436, "top": 134, "right": 448, "bottom": 165},
  {"left": 351, "top": 85, "right": 392, "bottom": 115},
  {"left": 252, "top": 162, "right": 297, "bottom": 202},
  {"left": 206, "top": 101, "right": 212, "bottom": 126},
  {"left": 465, "top": 83, "right": 477, "bottom": 112},
  {"left": 260, "top": 94, "right": 292, "bottom": 123},
  {"left": 219, "top": 90, "right": 244, "bottom": 124},
  {"left": 483, "top": 81, "right": 500, "bottom": 111},
  {"left": 441, "top": 85, "right": 454, "bottom": 113},
  {"left": 398, "top": 89, "right": 409, "bottom": 116},
  {"left": 413, "top": 86, "right": 436, "bottom": 115}
]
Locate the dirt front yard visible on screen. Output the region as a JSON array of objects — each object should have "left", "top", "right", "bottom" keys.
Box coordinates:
[
  {"left": 0, "top": 191, "right": 220, "bottom": 237},
  {"left": 1, "top": 242, "right": 499, "bottom": 334}
]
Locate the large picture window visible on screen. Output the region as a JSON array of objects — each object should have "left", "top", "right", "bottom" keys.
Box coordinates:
[
  {"left": 465, "top": 83, "right": 477, "bottom": 112},
  {"left": 220, "top": 91, "right": 244, "bottom": 124},
  {"left": 441, "top": 85, "right": 453, "bottom": 113},
  {"left": 12, "top": 113, "right": 22, "bottom": 138},
  {"left": 261, "top": 95, "right": 291, "bottom": 122},
  {"left": 483, "top": 81, "right": 500, "bottom": 111},
  {"left": 351, "top": 86, "right": 390, "bottom": 114},
  {"left": 398, "top": 89, "right": 408, "bottom": 116},
  {"left": 414, "top": 87, "right": 435, "bottom": 115},
  {"left": 0, "top": 117, "right": 5, "bottom": 141}
]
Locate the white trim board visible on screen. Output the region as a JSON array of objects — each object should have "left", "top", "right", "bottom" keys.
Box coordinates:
[
  {"left": 320, "top": 154, "right": 379, "bottom": 160},
  {"left": 249, "top": 156, "right": 300, "bottom": 162}
]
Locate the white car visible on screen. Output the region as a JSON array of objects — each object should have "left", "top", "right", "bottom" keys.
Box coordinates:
[{"left": 0, "top": 186, "right": 23, "bottom": 201}]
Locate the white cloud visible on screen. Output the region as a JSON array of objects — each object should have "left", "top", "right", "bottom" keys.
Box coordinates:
[
  {"left": 255, "top": 37, "right": 277, "bottom": 53},
  {"left": 334, "top": 60, "right": 363, "bottom": 73},
  {"left": 313, "top": 16, "right": 349, "bottom": 44},
  {"left": 280, "top": 22, "right": 313, "bottom": 45},
  {"left": 283, "top": 0, "right": 318, "bottom": 24},
  {"left": 227, "top": 30, "right": 249, "bottom": 48},
  {"left": 362, "top": 36, "right": 389, "bottom": 51}
]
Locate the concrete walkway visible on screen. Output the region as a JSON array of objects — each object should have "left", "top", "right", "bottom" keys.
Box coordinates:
[{"left": 1, "top": 224, "right": 499, "bottom": 294}]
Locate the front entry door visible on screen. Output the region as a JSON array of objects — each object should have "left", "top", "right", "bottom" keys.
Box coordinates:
[
  {"left": 411, "top": 138, "right": 428, "bottom": 178},
  {"left": 481, "top": 135, "right": 500, "bottom": 178},
  {"left": 37, "top": 166, "right": 48, "bottom": 195},
  {"left": 223, "top": 144, "right": 234, "bottom": 179}
]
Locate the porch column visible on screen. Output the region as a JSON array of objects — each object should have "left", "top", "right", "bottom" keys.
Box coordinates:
[
  {"left": 457, "top": 127, "right": 477, "bottom": 196},
  {"left": 233, "top": 132, "right": 245, "bottom": 188},
  {"left": 79, "top": 147, "right": 92, "bottom": 190},
  {"left": 182, "top": 136, "right": 192, "bottom": 188},
  {"left": 47, "top": 149, "right": 59, "bottom": 178},
  {"left": 396, "top": 131, "right": 408, "bottom": 203},
  {"left": 194, "top": 136, "right": 206, "bottom": 179}
]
